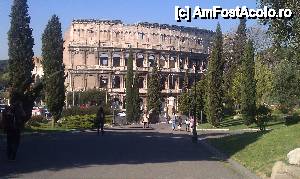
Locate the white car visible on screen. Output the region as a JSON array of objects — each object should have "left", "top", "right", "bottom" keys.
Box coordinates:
[{"left": 117, "top": 112, "right": 126, "bottom": 117}]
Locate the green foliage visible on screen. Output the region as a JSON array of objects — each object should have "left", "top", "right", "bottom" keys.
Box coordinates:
[
  {"left": 8, "top": 0, "right": 42, "bottom": 124},
  {"left": 126, "top": 51, "right": 134, "bottom": 122},
  {"left": 62, "top": 106, "right": 110, "bottom": 117},
  {"left": 42, "top": 15, "right": 65, "bottom": 122},
  {"left": 132, "top": 73, "right": 141, "bottom": 122},
  {"left": 258, "top": 0, "right": 300, "bottom": 49},
  {"left": 67, "top": 89, "right": 107, "bottom": 106},
  {"left": 25, "top": 115, "right": 47, "bottom": 128},
  {"left": 206, "top": 23, "right": 224, "bottom": 127},
  {"left": 255, "top": 55, "right": 274, "bottom": 105},
  {"left": 178, "top": 92, "right": 191, "bottom": 116},
  {"left": 60, "top": 115, "right": 95, "bottom": 129},
  {"left": 255, "top": 105, "right": 272, "bottom": 131},
  {"left": 240, "top": 40, "right": 256, "bottom": 125},
  {"left": 147, "top": 63, "right": 162, "bottom": 123},
  {"left": 272, "top": 59, "right": 300, "bottom": 113},
  {"left": 223, "top": 19, "right": 247, "bottom": 112},
  {"left": 182, "top": 70, "right": 189, "bottom": 93}
]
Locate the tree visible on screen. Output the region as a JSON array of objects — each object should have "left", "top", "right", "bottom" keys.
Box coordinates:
[
  {"left": 240, "top": 40, "right": 256, "bottom": 125},
  {"left": 147, "top": 63, "right": 161, "bottom": 123},
  {"left": 132, "top": 73, "right": 141, "bottom": 122},
  {"left": 223, "top": 19, "right": 247, "bottom": 113},
  {"left": 255, "top": 54, "right": 274, "bottom": 105},
  {"left": 272, "top": 59, "right": 300, "bottom": 113},
  {"left": 42, "top": 15, "right": 65, "bottom": 127},
  {"left": 125, "top": 50, "right": 134, "bottom": 122},
  {"left": 8, "top": 0, "right": 42, "bottom": 123},
  {"left": 182, "top": 70, "right": 189, "bottom": 93},
  {"left": 205, "top": 23, "right": 224, "bottom": 127}
]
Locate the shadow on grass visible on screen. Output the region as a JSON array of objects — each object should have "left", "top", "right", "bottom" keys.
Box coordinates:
[
  {"left": 207, "top": 131, "right": 269, "bottom": 157},
  {"left": 219, "top": 119, "right": 244, "bottom": 128}
]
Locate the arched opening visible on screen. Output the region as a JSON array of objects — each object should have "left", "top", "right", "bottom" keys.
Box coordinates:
[
  {"left": 112, "top": 76, "right": 120, "bottom": 89},
  {"left": 160, "top": 76, "right": 167, "bottom": 90},
  {"left": 138, "top": 77, "right": 144, "bottom": 89},
  {"left": 100, "top": 53, "right": 108, "bottom": 66},
  {"left": 99, "top": 76, "right": 108, "bottom": 88},
  {"left": 159, "top": 55, "right": 166, "bottom": 68},
  {"left": 169, "top": 56, "right": 176, "bottom": 68},
  {"left": 148, "top": 54, "right": 156, "bottom": 67},
  {"left": 113, "top": 53, "right": 121, "bottom": 67},
  {"left": 136, "top": 54, "right": 144, "bottom": 67}
]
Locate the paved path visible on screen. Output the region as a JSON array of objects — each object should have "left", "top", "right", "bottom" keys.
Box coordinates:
[{"left": 0, "top": 124, "right": 256, "bottom": 179}]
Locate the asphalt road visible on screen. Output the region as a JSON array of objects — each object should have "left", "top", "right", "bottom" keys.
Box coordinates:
[{"left": 0, "top": 124, "right": 252, "bottom": 179}]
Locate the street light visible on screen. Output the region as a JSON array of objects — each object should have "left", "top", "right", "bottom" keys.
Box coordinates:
[{"left": 191, "top": 52, "right": 198, "bottom": 143}]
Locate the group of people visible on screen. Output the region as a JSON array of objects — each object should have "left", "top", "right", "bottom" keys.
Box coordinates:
[{"left": 170, "top": 114, "right": 195, "bottom": 132}]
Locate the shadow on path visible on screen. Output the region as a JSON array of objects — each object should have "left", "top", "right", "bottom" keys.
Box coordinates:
[{"left": 0, "top": 128, "right": 225, "bottom": 178}]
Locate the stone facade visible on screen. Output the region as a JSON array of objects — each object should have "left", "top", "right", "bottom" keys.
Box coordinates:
[{"left": 63, "top": 19, "right": 215, "bottom": 113}]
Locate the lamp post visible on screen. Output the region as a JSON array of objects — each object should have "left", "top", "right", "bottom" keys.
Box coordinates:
[{"left": 192, "top": 54, "right": 198, "bottom": 143}]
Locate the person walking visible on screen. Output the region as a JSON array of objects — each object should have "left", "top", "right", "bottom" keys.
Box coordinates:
[
  {"left": 171, "top": 114, "right": 176, "bottom": 131},
  {"left": 96, "top": 106, "right": 105, "bottom": 135},
  {"left": 185, "top": 117, "right": 190, "bottom": 132},
  {"left": 178, "top": 115, "right": 182, "bottom": 131},
  {"left": 3, "top": 101, "right": 26, "bottom": 161},
  {"left": 190, "top": 116, "right": 194, "bottom": 133},
  {"left": 143, "top": 111, "right": 149, "bottom": 128}
]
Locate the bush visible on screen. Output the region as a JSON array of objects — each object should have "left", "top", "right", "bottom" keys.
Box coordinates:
[
  {"left": 60, "top": 114, "right": 96, "bottom": 129},
  {"left": 284, "top": 114, "right": 300, "bottom": 126},
  {"left": 26, "top": 115, "right": 47, "bottom": 128},
  {"left": 62, "top": 105, "right": 112, "bottom": 117},
  {"left": 255, "top": 105, "right": 272, "bottom": 131}
]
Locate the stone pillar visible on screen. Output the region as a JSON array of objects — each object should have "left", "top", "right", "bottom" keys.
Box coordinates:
[
  {"left": 167, "top": 74, "right": 170, "bottom": 90},
  {"left": 144, "top": 53, "right": 148, "bottom": 67},
  {"left": 120, "top": 75, "right": 124, "bottom": 89},
  {"left": 84, "top": 73, "right": 87, "bottom": 91},
  {"left": 133, "top": 52, "right": 137, "bottom": 69},
  {"left": 108, "top": 51, "right": 113, "bottom": 67},
  {"left": 167, "top": 54, "right": 170, "bottom": 69},
  {"left": 121, "top": 51, "right": 125, "bottom": 67},
  {"left": 108, "top": 73, "right": 112, "bottom": 89}
]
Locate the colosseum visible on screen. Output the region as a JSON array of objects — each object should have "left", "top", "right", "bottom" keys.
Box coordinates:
[{"left": 63, "top": 19, "right": 215, "bottom": 114}]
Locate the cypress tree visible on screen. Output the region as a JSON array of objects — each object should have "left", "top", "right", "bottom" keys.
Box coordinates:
[
  {"left": 132, "top": 72, "right": 141, "bottom": 122},
  {"left": 240, "top": 40, "right": 256, "bottom": 125},
  {"left": 125, "top": 51, "right": 134, "bottom": 122},
  {"left": 147, "top": 63, "right": 161, "bottom": 123},
  {"left": 8, "top": 0, "right": 42, "bottom": 123},
  {"left": 206, "top": 23, "right": 224, "bottom": 127},
  {"left": 223, "top": 19, "right": 247, "bottom": 111},
  {"left": 41, "top": 15, "right": 65, "bottom": 127},
  {"left": 182, "top": 70, "right": 189, "bottom": 93}
]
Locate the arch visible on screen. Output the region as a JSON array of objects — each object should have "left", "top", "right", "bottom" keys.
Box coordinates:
[
  {"left": 148, "top": 54, "right": 156, "bottom": 67},
  {"left": 136, "top": 53, "right": 144, "bottom": 67},
  {"left": 113, "top": 53, "right": 121, "bottom": 67},
  {"left": 169, "top": 56, "right": 176, "bottom": 68},
  {"left": 112, "top": 76, "right": 121, "bottom": 89},
  {"left": 99, "top": 53, "right": 108, "bottom": 66},
  {"left": 159, "top": 55, "right": 166, "bottom": 68}
]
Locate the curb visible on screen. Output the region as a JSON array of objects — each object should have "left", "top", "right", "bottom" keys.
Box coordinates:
[{"left": 199, "top": 138, "right": 261, "bottom": 179}]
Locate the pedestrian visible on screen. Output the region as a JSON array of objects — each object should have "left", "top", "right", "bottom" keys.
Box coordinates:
[
  {"left": 96, "top": 106, "right": 105, "bottom": 135},
  {"left": 171, "top": 114, "right": 176, "bottom": 131},
  {"left": 2, "top": 101, "right": 26, "bottom": 161},
  {"left": 143, "top": 111, "right": 149, "bottom": 128},
  {"left": 185, "top": 117, "right": 190, "bottom": 132},
  {"left": 177, "top": 115, "right": 182, "bottom": 131},
  {"left": 190, "top": 116, "right": 194, "bottom": 132}
]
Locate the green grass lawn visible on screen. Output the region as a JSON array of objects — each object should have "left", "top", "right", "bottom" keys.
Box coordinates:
[
  {"left": 198, "top": 114, "right": 286, "bottom": 130},
  {"left": 207, "top": 123, "right": 300, "bottom": 177}
]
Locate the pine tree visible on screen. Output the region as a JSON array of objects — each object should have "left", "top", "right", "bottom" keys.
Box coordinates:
[
  {"left": 125, "top": 50, "right": 134, "bottom": 122},
  {"left": 8, "top": 0, "right": 42, "bottom": 123},
  {"left": 205, "top": 23, "right": 224, "bottom": 127},
  {"left": 147, "top": 63, "right": 161, "bottom": 123},
  {"left": 41, "top": 15, "right": 65, "bottom": 127},
  {"left": 132, "top": 72, "right": 141, "bottom": 122},
  {"left": 240, "top": 40, "right": 256, "bottom": 125}
]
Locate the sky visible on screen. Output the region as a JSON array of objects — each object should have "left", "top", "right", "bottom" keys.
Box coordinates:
[{"left": 0, "top": 0, "right": 259, "bottom": 60}]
